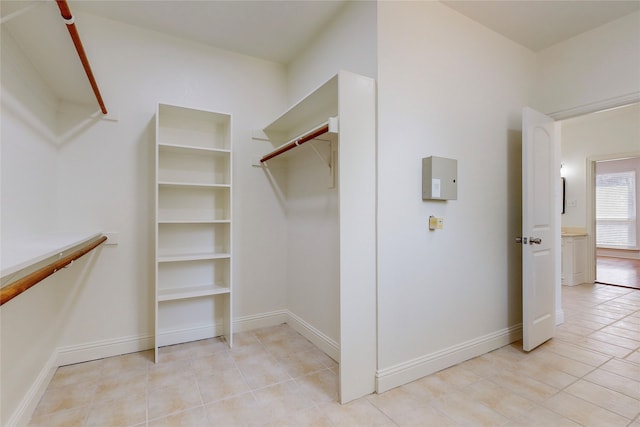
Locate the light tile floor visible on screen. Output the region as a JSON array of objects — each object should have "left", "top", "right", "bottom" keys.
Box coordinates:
[{"left": 29, "top": 283, "right": 640, "bottom": 426}]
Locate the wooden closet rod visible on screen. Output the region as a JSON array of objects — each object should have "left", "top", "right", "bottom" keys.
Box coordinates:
[
  {"left": 260, "top": 124, "right": 330, "bottom": 163},
  {"left": 0, "top": 235, "right": 107, "bottom": 306},
  {"left": 55, "top": 0, "right": 108, "bottom": 115}
]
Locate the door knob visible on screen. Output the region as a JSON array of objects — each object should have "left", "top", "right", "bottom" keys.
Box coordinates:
[{"left": 529, "top": 237, "right": 542, "bottom": 245}]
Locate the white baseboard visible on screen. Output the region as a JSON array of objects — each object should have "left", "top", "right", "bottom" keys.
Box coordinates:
[
  {"left": 56, "top": 310, "right": 289, "bottom": 366},
  {"left": 376, "top": 324, "right": 523, "bottom": 393},
  {"left": 56, "top": 333, "right": 155, "bottom": 367},
  {"left": 286, "top": 310, "right": 340, "bottom": 362},
  {"left": 7, "top": 351, "right": 58, "bottom": 427},
  {"left": 54, "top": 309, "right": 290, "bottom": 368},
  {"left": 156, "top": 324, "right": 221, "bottom": 348},
  {"left": 233, "top": 309, "right": 288, "bottom": 333},
  {"left": 234, "top": 309, "right": 340, "bottom": 362}
]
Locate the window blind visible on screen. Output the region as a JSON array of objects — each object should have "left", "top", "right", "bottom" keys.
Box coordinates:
[{"left": 596, "top": 171, "right": 637, "bottom": 248}]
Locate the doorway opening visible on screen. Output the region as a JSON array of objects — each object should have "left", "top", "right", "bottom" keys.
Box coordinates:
[
  {"left": 558, "top": 102, "right": 640, "bottom": 294},
  {"left": 593, "top": 156, "right": 640, "bottom": 289}
]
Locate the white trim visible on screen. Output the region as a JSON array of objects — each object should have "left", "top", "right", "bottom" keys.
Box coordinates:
[
  {"left": 548, "top": 92, "right": 640, "bottom": 121},
  {"left": 53, "top": 309, "right": 290, "bottom": 366},
  {"left": 7, "top": 351, "right": 57, "bottom": 427},
  {"left": 56, "top": 333, "right": 155, "bottom": 367},
  {"left": 233, "top": 309, "right": 288, "bottom": 333},
  {"left": 375, "top": 324, "right": 522, "bottom": 393},
  {"left": 337, "top": 70, "right": 377, "bottom": 403},
  {"left": 157, "top": 324, "right": 221, "bottom": 348},
  {"left": 556, "top": 309, "right": 565, "bottom": 326},
  {"left": 286, "top": 310, "right": 340, "bottom": 362},
  {"left": 597, "top": 248, "right": 640, "bottom": 260}
]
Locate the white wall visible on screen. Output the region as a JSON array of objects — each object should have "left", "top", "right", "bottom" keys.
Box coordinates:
[
  {"left": 1, "top": 28, "right": 59, "bottom": 239},
  {"left": 561, "top": 103, "right": 640, "bottom": 229},
  {"left": 286, "top": 0, "right": 377, "bottom": 104},
  {"left": 1, "top": 12, "right": 290, "bottom": 424},
  {"left": 1, "top": 28, "right": 65, "bottom": 427},
  {"left": 535, "top": 11, "right": 640, "bottom": 116},
  {"left": 280, "top": 0, "right": 377, "bottom": 357},
  {"left": 51, "top": 12, "right": 290, "bottom": 347},
  {"left": 284, "top": 142, "right": 340, "bottom": 344},
  {"left": 5, "top": 1, "right": 637, "bottom": 419},
  {"left": 376, "top": 1, "right": 535, "bottom": 390}
]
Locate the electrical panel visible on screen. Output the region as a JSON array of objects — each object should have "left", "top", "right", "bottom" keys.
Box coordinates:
[{"left": 422, "top": 156, "right": 457, "bottom": 200}]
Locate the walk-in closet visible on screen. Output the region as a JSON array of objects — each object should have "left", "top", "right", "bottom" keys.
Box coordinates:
[{"left": 254, "top": 71, "right": 377, "bottom": 402}]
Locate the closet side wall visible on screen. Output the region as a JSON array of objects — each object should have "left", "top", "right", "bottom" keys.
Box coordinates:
[
  {"left": 285, "top": 144, "right": 340, "bottom": 348},
  {"left": 376, "top": 1, "right": 536, "bottom": 391},
  {"left": 282, "top": 0, "right": 376, "bottom": 360},
  {"left": 1, "top": 29, "right": 67, "bottom": 427},
  {"left": 1, "top": 28, "right": 58, "bottom": 239}
]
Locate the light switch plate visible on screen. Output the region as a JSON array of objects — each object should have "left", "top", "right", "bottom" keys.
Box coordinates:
[{"left": 429, "top": 216, "right": 444, "bottom": 230}]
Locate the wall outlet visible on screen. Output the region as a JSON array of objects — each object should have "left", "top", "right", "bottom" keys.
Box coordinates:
[
  {"left": 567, "top": 199, "right": 577, "bottom": 208},
  {"left": 104, "top": 232, "right": 119, "bottom": 245}
]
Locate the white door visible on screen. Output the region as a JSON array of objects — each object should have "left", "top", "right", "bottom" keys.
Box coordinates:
[{"left": 521, "top": 107, "right": 560, "bottom": 351}]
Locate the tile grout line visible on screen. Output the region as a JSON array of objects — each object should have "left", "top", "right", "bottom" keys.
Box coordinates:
[
  {"left": 544, "top": 289, "right": 640, "bottom": 423},
  {"left": 27, "top": 285, "right": 640, "bottom": 427}
]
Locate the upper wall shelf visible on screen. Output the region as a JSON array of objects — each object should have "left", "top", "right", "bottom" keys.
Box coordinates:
[
  {"left": 263, "top": 75, "right": 338, "bottom": 141},
  {"left": 158, "top": 143, "right": 231, "bottom": 155},
  {"left": 158, "top": 104, "right": 231, "bottom": 150},
  {"left": 1, "top": 231, "right": 102, "bottom": 280}
]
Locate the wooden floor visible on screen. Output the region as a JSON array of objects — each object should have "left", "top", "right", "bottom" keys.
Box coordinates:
[{"left": 597, "top": 256, "right": 640, "bottom": 290}]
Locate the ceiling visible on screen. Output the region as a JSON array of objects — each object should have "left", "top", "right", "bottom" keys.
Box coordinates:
[
  {"left": 3, "top": 1, "right": 639, "bottom": 63},
  {"left": 1, "top": 0, "right": 638, "bottom": 108},
  {"left": 69, "top": 0, "right": 349, "bottom": 64},
  {"left": 442, "top": 0, "right": 640, "bottom": 52},
  {"left": 67, "top": 0, "right": 640, "bottom": 57}
]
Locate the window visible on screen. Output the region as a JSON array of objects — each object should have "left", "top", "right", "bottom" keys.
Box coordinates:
[{"left": 596, "top": 171, "right": 637, "bottom": 248}]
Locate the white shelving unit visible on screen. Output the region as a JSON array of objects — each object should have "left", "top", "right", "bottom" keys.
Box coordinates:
[{"left": 155, "top": 104, "right": 232, "bottom": 361}]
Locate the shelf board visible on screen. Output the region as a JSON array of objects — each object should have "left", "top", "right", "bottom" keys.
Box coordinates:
[
  {"left": 158, "top": 103, "right": 231, "bottom": 124},
  {"left": 158, "top": 182, "right": 231, "bottom": 189},
  {"left": 157, "top": 252, "right": 231, "bottom": 263},
  {"left": 157, "top": 284, "right": 230, "bottom": 301},
  {"left": 263, "top": 74, "right": 338, "bottom": 138},
  {"left": 2, "top": 231, "right": 103, "bottom": 279},
  {"left": 158, "top": 143, "right": 231, "bottom": 155},
  {"left": 158, "top": 219, "right": 231, "bottom": 224}
]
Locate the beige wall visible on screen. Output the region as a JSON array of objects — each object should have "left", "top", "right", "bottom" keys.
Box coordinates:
[
  {"left": 376, "top": 1, "right": 535, "bottom": 390},
  {"left": 535, "top": 11, "right": 640, "bottom": 116}
]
